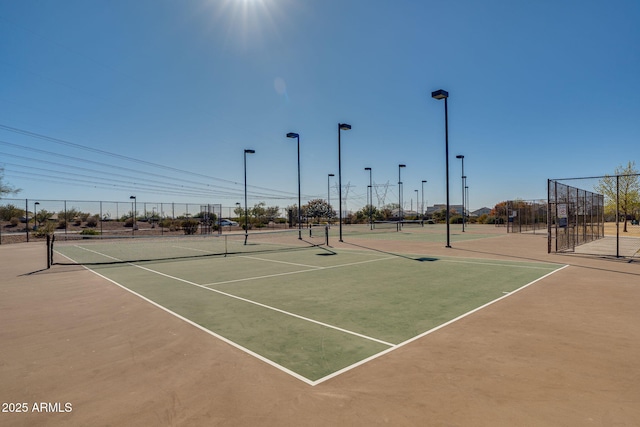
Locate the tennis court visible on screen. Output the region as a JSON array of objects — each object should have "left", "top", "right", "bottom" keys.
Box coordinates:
[
  {"left": 52, "top": 228, "right": 562, "bottom": 384},
  {"left": 3, "top": 225, "right": 640, "bottom": 426}
]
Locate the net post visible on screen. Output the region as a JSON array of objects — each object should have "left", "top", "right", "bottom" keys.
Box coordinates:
[
  {"left": 325, "top": 225, "right": 329, "bottom": 246},
  {"left": 46, "top": 234, "right": 51, "bottom": 269}
]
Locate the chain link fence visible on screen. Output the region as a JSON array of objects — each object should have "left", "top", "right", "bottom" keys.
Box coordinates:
[
  {"left": 547, "top": 174, "right": 640, "bottom": 258},
  {"left": 505, "top": 199, "right": 548, "bottom": 234},
  {"left": 0, "top": 198, "right": 226, "bottom": 244}
]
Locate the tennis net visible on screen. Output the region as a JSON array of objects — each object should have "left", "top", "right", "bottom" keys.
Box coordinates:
[
  {"left": 50, "top": 229, "right": 323, "bottom": 265},
  {"left": 373, "top": 221, "right": 401, "bottom": 231}
]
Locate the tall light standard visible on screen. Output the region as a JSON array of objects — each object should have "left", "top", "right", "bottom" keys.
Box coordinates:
[
  {"left": 421, "top": 180, "right": 427, "bottom": 218},
  {"left": 398, "top": 164, "right": 406, "bottom": 221},
  {"left": 456, "top": 155, "right": 465, "bottom": 232},
  {"left": 327, "top": 173, "right": 334, "bottom": 227},
  {"left": 244, "top": 149, "right": 255, "bottom": 244},
  {"left": 414, "top": 190, "right": 419, "bottom": 216},
  {"left": 338, "top": 123, "right": 351, "bottom": 242},
  {"left": 286, "top": 132, "right": 302, "bottom": 239},
  {"left": 432, "top": 89, "right": 451, "bottom": 248},
  {"left": 465, "top": 183, "right": 469, "bottom": 225},
  {"left": 462, "top": 175, "right": 467, "bottom": 229},
  {"left": 129, "top": 196, "right": 136, "bottom": 235},
  {"left": 364, "top": 167, "right": 372, "bottom": 229}
]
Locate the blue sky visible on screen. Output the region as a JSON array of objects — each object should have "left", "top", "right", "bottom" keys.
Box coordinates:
[{"left": 1, "top": 0, "right": 638, "bottom": 213}]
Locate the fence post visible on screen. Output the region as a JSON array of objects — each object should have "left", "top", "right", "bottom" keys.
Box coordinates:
[{"left": 616, "top": 175, "right": 620, "bottom": 258}]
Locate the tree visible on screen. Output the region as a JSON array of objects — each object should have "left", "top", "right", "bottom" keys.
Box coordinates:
[
  {"left": 595, "top": 161, "right": 640, "bottom": 232},
  {"left": 379, "top": 204, "right": 396, "bottom": 221},
  {"left": 355, "top": 205, "right": 382, "bottom": 223},
  {"left": 304, "top": 199, "right": 334, "bottom": 223},
  {"left": 0, "top": 167, "right": 20, "bottom": 197},
  {"left": 264, "top": 206, "right": 280, "bottom": 223},
  {"left": 35, "top": 209, "right": 54, "bottom": 227}
]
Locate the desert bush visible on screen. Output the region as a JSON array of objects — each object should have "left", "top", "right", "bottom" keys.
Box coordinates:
[
  {"left": 86, "top": 214, "right": 99, "bottom": 227},
  {"left": 181, "top": 219, "right": 199, "bottom": 235},
  {"left": 34, "top": 222, "right": 55, "bottom": 237},
  {"left": 1, "top": 205, "right": 24, "bottom": 221}
]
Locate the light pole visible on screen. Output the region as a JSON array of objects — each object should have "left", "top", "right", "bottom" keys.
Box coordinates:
[
  {"left": 338, "top": 123, "right": 351, "bottom": 242},
  {"left": 33, "top": 201, "right": 40, "bottom": 231},
  {"left": 129, "top": 196, "right": 136, "bottom": 235},
  {"left": 398, "top": 164, "right": 406, "bottom": 221},
  {"left": 327, "top": 173, "right": 334, "bottom": 227},
  {"left": 465, "top": 183, "right": 469, "bottom": 226},
  {"left": 287, "top": 132, "right": 302, "bottom": 239},
  {"left": 365, "top": 167, "right": 372, "bottom": 229},
  {"left": 244, "top": 149, "right": 255, "bottom": 244},
  {"left": 414, "top": 190, "right": 419, "bottom": 216},
  {"left": 456, "top": 155, "right": 465, "bottom": 232},
  {"left": 462, "top": 175, "right": 467, "bottom": 229},
  {"left": 421, "top": 180, "right": 427, "bottom": 218},
  {"left": 432, "top": 89, "right": 451, "bottom": 248}
]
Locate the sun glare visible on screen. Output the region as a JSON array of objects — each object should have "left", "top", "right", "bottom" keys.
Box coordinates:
[{"left": 201, "top": 0, "right": 289, "bottom": 52}]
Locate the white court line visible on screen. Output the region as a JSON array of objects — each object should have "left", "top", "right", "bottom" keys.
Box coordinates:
[
  {"left": 312, "top": 264, "right": 570, "bottom": 385},
  {"left": 239, "top": 255, "right": 323, "bottom": 269},
  {"left": 69, "top": 245, "right": 394, "bottom": 348},
  {"left": 202, "top": 255, "right": 397, "bottom": 287},
  {"left": 56, "top": 250, "right": 316, "bottom": 386},
  {"left": 439, "top": 258, "right": 559, "bottom": 270},
  {"left": 59, "top": 245, "right": 568, "bottom": 386}
]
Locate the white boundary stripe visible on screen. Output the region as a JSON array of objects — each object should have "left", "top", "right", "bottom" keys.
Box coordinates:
[
  {"left": 56, "top": 246, "right": 569, "bottom": 387},
  {"left": 440, "top": 259, "right": 558, "bottom": 270},
  {"left": 56, "top": 253, "right": 316, "bottom": 385},
  {"left": 202, "top": 255, "right": 397, "bottom": 287},
  {"left": 239, "top": 255, "right": 323, "bottom": 269},
  {"left": 311, "top": 264, "right": 570, "bottom": 385},
  {"left": 69, "top": 246, "right": 394, "bottom": 347},
  {"left": 131, "top": 263, "right": 396, "bottom": 347}
]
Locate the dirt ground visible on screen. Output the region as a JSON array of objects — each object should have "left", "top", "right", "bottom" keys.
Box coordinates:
[
  {"left": 1, "top": 227, "right": 639, "bottom": 426},
  {"left": 604, "top": 221, "right": 640, "bottom": 237}
]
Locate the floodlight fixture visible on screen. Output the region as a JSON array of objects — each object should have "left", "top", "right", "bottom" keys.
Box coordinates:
[{"left": 431, "top": 89, "right": 449, "bottom": 100}]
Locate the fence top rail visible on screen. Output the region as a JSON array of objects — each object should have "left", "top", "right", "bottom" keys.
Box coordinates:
[
  {"left": 550, "top": 173, "right": 640, "bottom": 181},
  {"left": 0, "top": 198, "right": 222, "bottom": 205}
]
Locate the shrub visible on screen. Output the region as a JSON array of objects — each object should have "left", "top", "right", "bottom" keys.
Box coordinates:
[
  {"left": 85, "top": 215, "right": 99, "bottom": 227},
  {"left": 80, "top": 229, "right": 100, "bottom": 236},
  {"left": 34, "top": 222, "right": 55, "bottom": 237},
  {"left": 181, "top": 219, "right": 199, "bottom": 235},
  {"left": 10, "top": 217, "right": 19, "bottom": 227},
  {"left": 1, "top": 205, "right": 24, "bottom": 221}
]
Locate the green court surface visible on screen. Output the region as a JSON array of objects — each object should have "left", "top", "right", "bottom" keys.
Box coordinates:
[{"left": 55, "top": 241, "right": 563, "bottom": 384}]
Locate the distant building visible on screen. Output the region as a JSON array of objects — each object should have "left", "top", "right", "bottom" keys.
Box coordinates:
[
  {"left": 426, "top": 204, "right": 465, "bottom": 216},
  {"left": 471, "top": 207, "right": 492, "bottom": 217}
]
